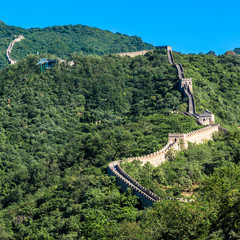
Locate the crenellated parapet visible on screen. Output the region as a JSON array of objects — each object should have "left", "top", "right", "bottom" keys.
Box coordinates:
[
  {"left": 117, "top": 46, "right": 173, "bottom": 58},
  {"left": 183, "top": 84, "right": 196, "bottom": 114},
  {"left": 168, "top": 124, "right": 220, "bottom": 149},
  {"left": 121, "top": 141, "right": 176, "bottom": 167},
  {"left": 175, "top": 63, "right": 185, "bottom": 79}
]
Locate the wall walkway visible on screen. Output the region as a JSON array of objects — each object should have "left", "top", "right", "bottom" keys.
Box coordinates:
[{"left": 6, "top": 35, "right": 25, "bottom": 64}]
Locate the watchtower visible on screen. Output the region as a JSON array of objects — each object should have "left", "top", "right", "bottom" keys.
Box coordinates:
[
  {"left": 168, "top": 133, "right": 188, "bottom": 149},
  {"left": 196, "top": 110, "right": 215, "bottom": 125},
  {"left": 180, "top": 78, "right": 193, "bottom": 93}
]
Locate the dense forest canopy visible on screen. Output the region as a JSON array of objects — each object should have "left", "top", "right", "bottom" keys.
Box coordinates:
[
  {"left": 0, "top": 21, "right": 154, "bottom": 68},
  {"left": 0, "top": 24, "right": 239, "bottom": 239}
]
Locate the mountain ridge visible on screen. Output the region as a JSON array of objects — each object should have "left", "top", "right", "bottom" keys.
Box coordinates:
[{"left": 0, "top": 21, "right": 154, "bottom": 67}]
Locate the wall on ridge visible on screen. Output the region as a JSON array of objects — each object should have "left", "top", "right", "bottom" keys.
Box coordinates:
[
  {"left": 6, "top": 35, "right": 25, "bottom": 64},
  {"left": 167, "top": 47, "right": 214, "bottom": 124},
  {"left": 181, "top": 78, "right": 193, "bottom": 93},
  {"left": 108, "top": 162, "right": 158, "bottom": 207},
  {"left": 122, "top": 141, "right": 179, "bottom": 167},
  {"left": 168, "top": 124, "right": 220, "bottom": 148},
  {"left": 117, "top": 50, "right": 149, "bottom": 57},
  {"left": 108, "top": 47, "right": 227, "bottom": 207},
  {"left": 108, "top": 124, "right": 223, "bottom": 207},
  {"left": 117, "top": 46, "right": 172, "bottom": 58}
]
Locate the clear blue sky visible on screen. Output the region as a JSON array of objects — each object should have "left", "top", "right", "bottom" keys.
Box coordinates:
[{"left": 1, "top": 0, "right": 240, "bottom": 54}]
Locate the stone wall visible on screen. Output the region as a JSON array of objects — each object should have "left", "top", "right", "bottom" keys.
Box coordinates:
[
  {"left": 167, "top": 47, "right": 215, "bottom": 124},
  {"left": 183, "top": 85, "right": 196, "bottom": 114},
  {"left": 167, "top": 46, "right": 175, "bottom": 64},
  {"left": 108, "top": 125, "right": 224, "bottom": 207},
  {"left": 117, "top": 50, "right": 149, "bottom": 57},
  {"left": 185, "top": 124, "right": 220, "bottom": 146},
  {"left": 169, "top": 125, "right": 220, "bottom": 148},
  {"left": 6, "top": 35, "right": 25, "bottom": 64},
  {"left": 108, "top": 161, "right": 159, "bottom": 207},
  {"left": 176, "top": 63, "right": 185, "bottom": 79},
  {"left": 108, "top": 47, "right": 227, "bottom": 207},
  {"left": 122, "top": 141, "right": 179, "bottom": 167},
  {"left": 117, "top": 46, "right": 172, "bottom": 58}
]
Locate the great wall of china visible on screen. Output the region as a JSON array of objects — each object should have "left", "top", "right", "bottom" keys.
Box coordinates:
[
  {"left": 6, "top": 35, "right": 25, "bottom": 64},
  {"left": 110, "top": 47, "right": 228, "bottom": 207}
]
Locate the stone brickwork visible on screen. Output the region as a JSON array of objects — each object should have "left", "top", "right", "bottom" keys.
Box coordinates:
[
  {"left": 185, "top": 124, "right": 219, "bottom": 146},
  {"left": 176, "top": 63, "right": 185, "bottom": 79},
  {"left": 195, "top": 110, "right": 215, "bottom": 125},
  {"left": 167, "top": 46, "right": 175, "bottom": 64},
  {"left": 168, "top": 133, "right": 186, "bottom": 144},
  {"left": 169, "top": 125, "right": 220, "bottom": 149},
  {"left": 108, "top": 160, "right": 160, "bottom": 207},
  {"left": 124, "top": 140, "right": 179, "bottom": 167}
]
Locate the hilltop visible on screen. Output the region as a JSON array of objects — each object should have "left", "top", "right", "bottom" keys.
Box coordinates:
[{"left": 0, "top": 21, "right": 154, "bottom": 67}]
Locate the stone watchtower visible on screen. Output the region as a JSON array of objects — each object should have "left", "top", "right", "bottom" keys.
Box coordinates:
[
  {"left": 168, "top": 133, "right": 188, "bottom": 149},
  {"left": 180, "top": 78, "right": 193, "bottom": 93}
]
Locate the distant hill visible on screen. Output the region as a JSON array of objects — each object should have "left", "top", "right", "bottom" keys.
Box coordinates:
[{"left": 0, "top": 21, "right": 154, "bottom": 67}]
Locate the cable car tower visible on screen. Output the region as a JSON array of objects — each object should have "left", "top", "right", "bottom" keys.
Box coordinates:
[{"left": 38, "top": 58, "right": 58, "bottom": 73}]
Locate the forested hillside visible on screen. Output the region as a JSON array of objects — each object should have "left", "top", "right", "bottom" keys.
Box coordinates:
[
  {"left": 0, "top": 49, "right": 239, "bottom": 239},
  {"left": 0, "top": 21, "right": 154, "bottom": 67}
]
